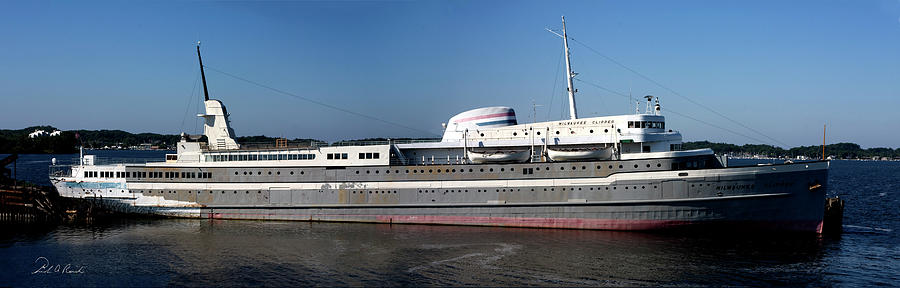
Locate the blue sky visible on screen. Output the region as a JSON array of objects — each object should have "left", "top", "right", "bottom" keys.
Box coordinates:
[{"left": 1, "top": 0, "right": 899, "bottom": 148}]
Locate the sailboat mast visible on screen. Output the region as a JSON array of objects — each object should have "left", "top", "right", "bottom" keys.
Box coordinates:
[
  {"left": 197, "top": 42, "right": 210, "bottom": 101},
  {"left": 562, "top": 16, "right": 578, "bottom": 120}
]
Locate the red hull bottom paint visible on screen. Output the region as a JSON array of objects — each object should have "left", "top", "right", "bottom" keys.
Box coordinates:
[
  {"left": 374, "top": 215, "right": 824, "bottom": 232},
  {"left": 206, "top": 211, "right": 824, "bottom": 233}
]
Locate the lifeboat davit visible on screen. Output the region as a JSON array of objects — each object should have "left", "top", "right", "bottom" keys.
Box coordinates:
[
  {"left": 547, "top": 147, "right": 614, "bottom": 161},
  {"left": 466, "top": 150, "right": 531, "bottom": 164}
]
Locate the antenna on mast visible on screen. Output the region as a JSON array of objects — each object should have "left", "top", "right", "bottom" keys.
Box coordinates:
[
  {"left": 197, "top": 41, "right": 210, "bottom": 101},
  {"left": 531, "top": 99, "right": 543, "bottom": 123},
  {"left": 546, "top": 16, "right": 578, "bottom": 120}
]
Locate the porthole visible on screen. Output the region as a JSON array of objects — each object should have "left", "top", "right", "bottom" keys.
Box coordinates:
[
  {"left": 555, "top": 131, "right": 560, "bottom": 134},
  {"left": 395, "top": 170, "right": 399, "bottom": 173},
  {"left": 625, "top": 186, "right": 629, "bottom": 190},
  {"left": 609, "top": 165, "right": 613, "bottom": 169},
  {"left": 619, "top": 165, "right": 623, "bottom": 169},
  {"left": 560, "top": 167, "right": 565, "bottom": 170},
  {"left": 581, "top": 166, "right": 586, "bottom": 170},
  {"left": 604, "top": 129, "right": 609, "bottom": 133},
  {"left": 268, "top": 171, "right": 272, "bottom": 175},
  {"left": 429, "top": 169, "right": 433, "bottom": 173},
  {"left": 413, "top": 170, "right": 417, "bottom": 174},
  {"left": 406, "top": 170, "right": 410, "bottom": 173},
  {"left": 537, "top": 131, "right": 541, "bottom": 135},
  {"left": 246, "top": 191, "right": 249, "bottom": 194},
  {"left": 480, "top": 133, "right": 485, "bottom": 137},
  {"left": 235, "top": 172, "right": 239, "bottom": 175},
  {"left": 590, "top": 129, "right": 594, "bottom": 133},
  {"left": 290, "top": 171, "right": 294, "bottom": 175},
  {"left": 367, "top": 170, "right": 371, "bottom": 174},
  {"left": 469, "top": 169, "right": 473, "bottom": 172},
  {"left": 642, "top": 186, "right": 645, "bottom": 189},
  {"left": 617, "top": 129, "right": 621, "bottom": 133},
  {"left": 420, "top": 170, "right": 424, "bottom": 173},
  {"left": 452, "top": 169, "right": 456, "bottom": 172},
  {"left": 634, "top": 164, "right": 638, "bottom": 168},
  {"left": 597, "top": 165, "right": 602, "bottom": 169},
  {"left": 257, "top": 171, "right": 261, "bottom": 175},
  {"left": 480, "top": 168, "right": 484, "bottom": 172},
  {"left": 572, "top": 166, "right": 576, "bottom": 170},
  {"left": 546, "top": 167, "right": 550, "bottom": 170},
  {"left": 277, "top": 171, "right": 280, "bottom": 175},
  {"left": 356, "top": 171, "right": 360, "bottom": 174},
  {"left": 500, "top": 168, "right": 505, "bottom": 172},
  {"left": 242, "top": 172, "right": 247, "bottom": 175},
  {"left": 657, "top": 163, "right": 661, "bottom": 167},
  {"left": 490, "top": 168, "right": 494, "bottom": 172},
  {"left": 510, "top": 168, "right": 515, "bottom": 171},
  {"left": 513, "top": 132, "right": 517, "bottom": 136},
  {"left": 300, "top": 171, "right": 305, "bottom": 175},
  {"left": 437, "top": 169, "right": 441, "bottom": 173},
  {"left": 646, "top": 164, "right": 651, "bottom": 168}
]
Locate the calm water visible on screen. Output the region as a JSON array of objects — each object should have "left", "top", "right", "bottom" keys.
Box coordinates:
[{"left": 1, "top": 153, "right": 898, "bottom": 286}]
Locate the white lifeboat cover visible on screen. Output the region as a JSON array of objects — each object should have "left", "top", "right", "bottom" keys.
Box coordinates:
[{"left": 442, "top": 107, "right": 517, "bottom": 141}]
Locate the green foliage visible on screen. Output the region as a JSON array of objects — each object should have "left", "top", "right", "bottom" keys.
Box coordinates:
[
  {"left": 0, "top": 126, "right": 178, "bottom": 153},
  {"left": 683, "top": 141, "right": 900, "bottom": 159}
]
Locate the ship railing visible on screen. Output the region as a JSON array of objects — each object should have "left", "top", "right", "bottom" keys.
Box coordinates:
[
  {"left": 62, "top": 156, "right": 163, "bottom": 166},
  {"left": 389, "top": 155, "right": 469, "bottom": 166},
  {"left": 49, "top": 165, "right": 73, "bottom": 177},
  {"left": 232, "top": 139, "right": 442, "bottom": 149}
]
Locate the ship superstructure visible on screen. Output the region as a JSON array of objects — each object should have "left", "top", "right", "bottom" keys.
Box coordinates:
[{"left": 50, "top": 18, "right": 829, "bottom": 232}]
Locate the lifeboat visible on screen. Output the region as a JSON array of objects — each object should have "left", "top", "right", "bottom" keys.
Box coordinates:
[
  {"left": 466, "top": 150, "right": 531, "bottom": 164},
  {"left": 547, "top": 147, "right": 614, "bottom": 161}
]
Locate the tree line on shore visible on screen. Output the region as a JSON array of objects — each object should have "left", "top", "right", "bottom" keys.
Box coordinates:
[
  {"left": 2, "top": 126, "right": 898, "bottom": 159},
  {"left": 682, "top": 141, "right": 899, "bottom": 159}
]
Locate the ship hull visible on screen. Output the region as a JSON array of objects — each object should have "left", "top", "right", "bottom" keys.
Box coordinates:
[{"left": 53, "top": 161, "right": 829, "bottom": 233}]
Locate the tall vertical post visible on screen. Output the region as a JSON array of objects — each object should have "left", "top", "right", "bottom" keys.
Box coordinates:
[
  {"left": 822, "top": 124, "right": 826, "bottom": 160},
  {"left": 197, "top": 42, "right": 210, "bottom": 101},
  {"left": 562, "top": 16, "right": 578, "bottom": 120}
]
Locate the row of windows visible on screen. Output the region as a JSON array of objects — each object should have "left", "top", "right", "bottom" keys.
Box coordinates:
[
  {"left": 327, "top": 153, "right": 349, "bottom": 160},
  {"left": 351, "top": 162, "right": 666, "bottom": 176},
  {"left": 205, "top": 153, "right": 316, "bottom": 162},
  {"left": 360, "top": 152, "right": 380, "bottom": 159},
  {"left": 478, "top": 128, "right": 617, "bottom": 138},
  {"left": 126, "top": 171, "right": 213, "bottom": 179},
  {"left": 628, "top": 121, "right": 665, "bottom": 129},
  {"left": 138, "top": 185, "right": 664, "bottom": 196}
]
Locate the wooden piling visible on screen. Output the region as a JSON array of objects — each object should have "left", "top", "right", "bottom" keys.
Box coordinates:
[{"left": 823, "top": 197, "right": 844, "bottom": 234}]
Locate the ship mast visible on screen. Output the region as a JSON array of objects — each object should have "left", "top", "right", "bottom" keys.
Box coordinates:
[
  {"left": 546, "top": 16, "right": 578, "bottom": 120},
  {"left": 562, "top": 16, "right": 578, "bottom": 120},
  {"left": 197, "top": 42, "right": 210, "bottom": 101}
]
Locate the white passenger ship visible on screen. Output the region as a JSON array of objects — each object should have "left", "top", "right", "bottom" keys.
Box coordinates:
[{"left": 50, "top": 18, "right": 829, "bottom": 232}]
